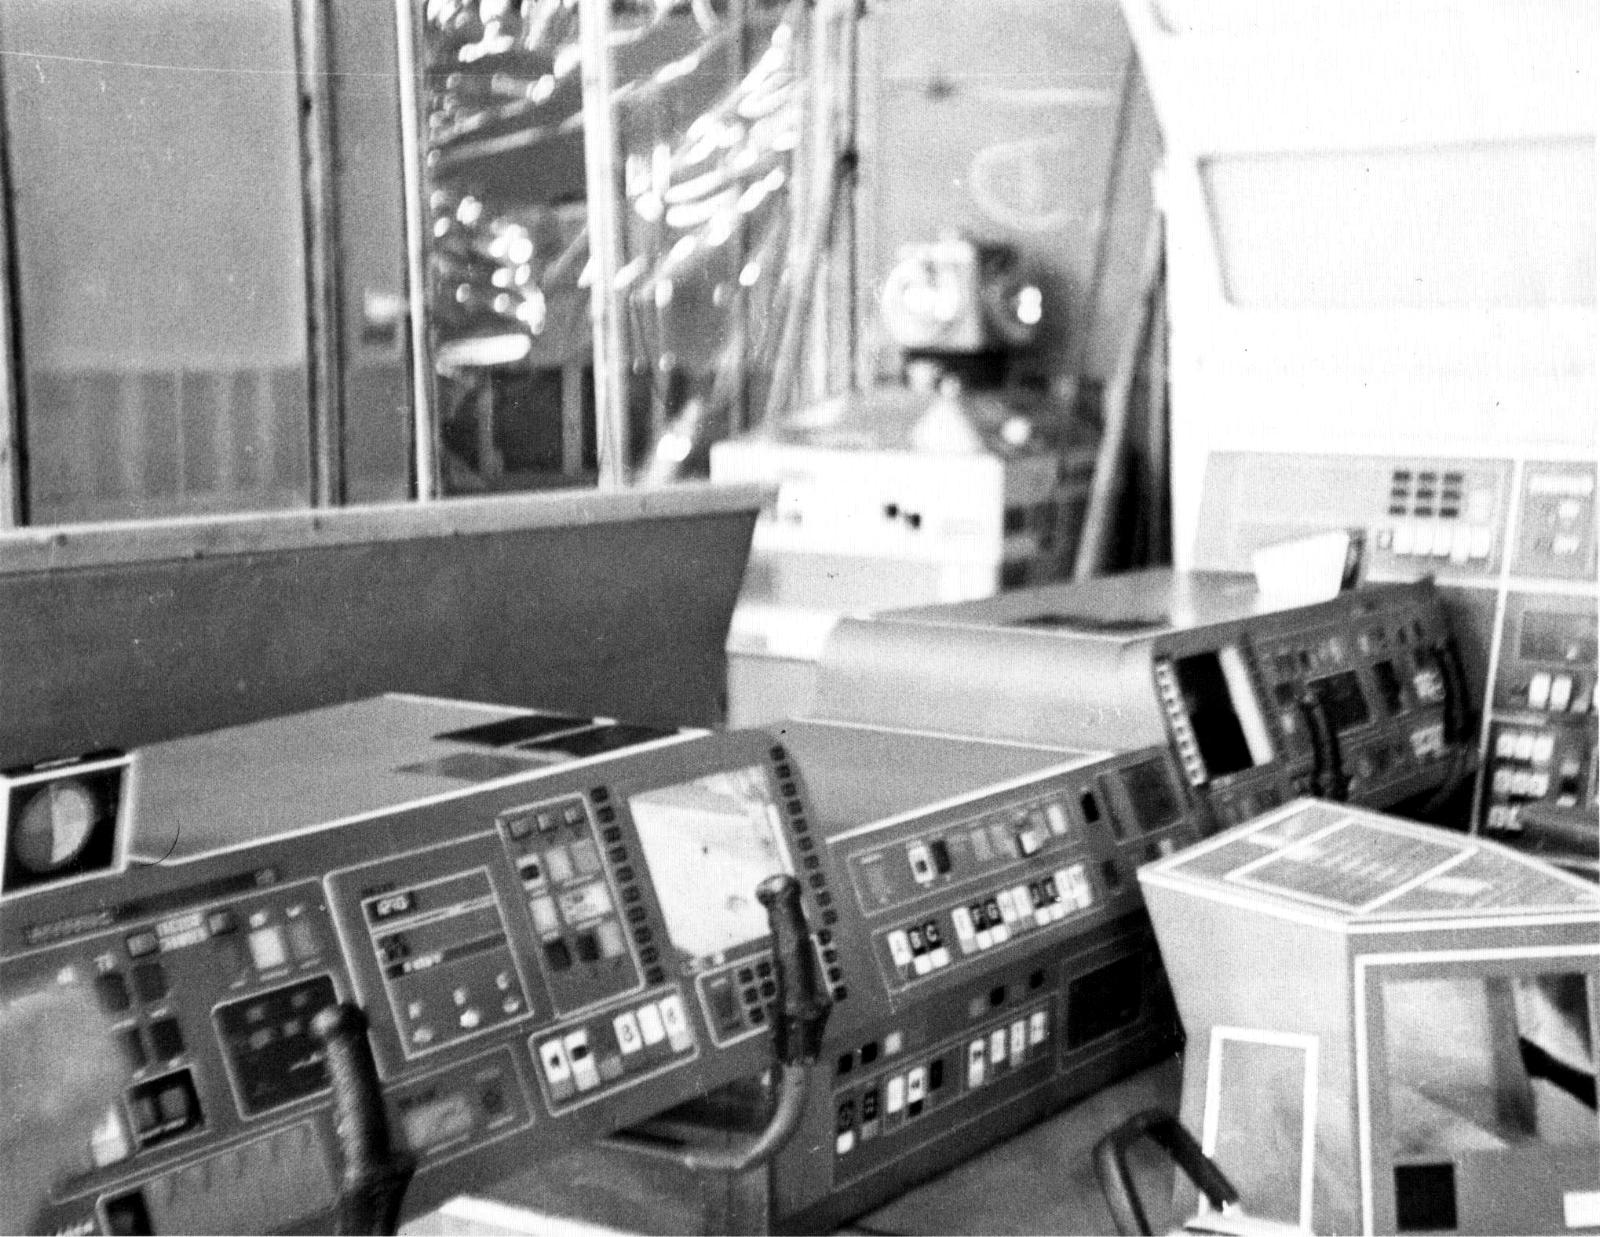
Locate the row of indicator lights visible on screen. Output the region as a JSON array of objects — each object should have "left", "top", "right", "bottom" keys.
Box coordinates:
[
  {"left": 1155, "top": 663, "right": 1207, "bottom": 785},
  {"left": 835, "top": 1060, "right": 942, "bottom": 1156},
  {"left": 966, "top": 1010, "right": 1050, "bottom": 1089},
  {"left": 1526, "top": 671, "right": 1588, "bottom": 713},
  {"left": 906, "top": 803, "right": 1073, "bottom": 886},
  {"left": 535, "top": 993, "right": 693, "bottom": 1103},
  {"left": 885, "top": 865, "right": 1093, "bottom": 978},
  {"left": 1376, "top": 520, "right": 1494, "bottom": 562}
]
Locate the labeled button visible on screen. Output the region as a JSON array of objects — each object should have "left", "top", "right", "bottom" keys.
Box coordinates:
[
  {"left": 886, "top": 1074, "right": 907, "bottom": 1114},
  {"left": 990, "top": 1028, "right": 1007, "bottom": 1067},
  {"left": 1495, "top": 731, "right": 1519, "bottom": 759},
  {"left": 565, "top": 1031, "right": 600, "bottom": 1091},
  {"left": 1029, "top": 1010, "right": 1049, "bottom": 1045},
  {"left": 1515, "top": 732, "right": 1537, "bottom": 762},
  {"left": 886, "top": 930, "right": 913, "bottom": 968},
  {"left": 1529, "top": 672, "right": 1552, "bottom": 710},
  {"left": 1551, "top": 675, "right": 1574, "bottom": 712},
  {"left": 613, "top": 1011, "right": 643, "bottom": 1055},
  {"left": 906, "top": 1066, "right": 926, "bottom": 1105},
  {"left": 657, "top": 994, "right": 693, "bottom": 1051},
  {"left": 528, "top": 896, "right": 560, "bottom": 936}
]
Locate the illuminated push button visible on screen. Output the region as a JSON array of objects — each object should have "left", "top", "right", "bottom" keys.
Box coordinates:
[
  {"left": 570, "top": 840, "right": 601, "bottom": 876},
  {"left": 1413, "top": 522, "right": 1434, "bottom": 557},
  {"left": 1393, "top": 522, "right": 1416, "bottom": 555},
  {"left": 1532, "top": 734, "right": 1556, "bottom": 764},
  {"left": 1529, "top": 773, "right": 1551, "bottom": 798},
  {"left": 836, "top": 1128, "right": 855, "bottom": 1157},
  {"left": 1529, "top": 672, "right": 1553, "bottom": 710},
  {"left": 966, "top": 1041, "right": 986, "bottom": 1088},
  {"left": 206, "top": 909, "right": 238, "bottom": 936},
  {"left": 596, "top": 920, "right": 627, "bottom": 959},
  {"left": 1045, "top": 802, "right": 1069, "bottom": 836},
  {"left": 1010, "top": 1019, "right": 1028, "bottom": 1061},
  {"left": 538, "top": 1039, "right": 575, "bottom": 1101},
  {"left": 951, "top": 907, "right": 977, "bottom": 954},
  {"left": 1028, "top": 1010, "right": 1048, "bottom": 1046},
  {"left": 89, "top": 1106, "right": 132, "bottom": 1168},
  {"left": 1553, "top": 533, "right": 1581, "bottom": 557},
  {"left": 613, "top": 1011, "right": 643, "bottom": 1056},
  {"left": 906, "top": 843, "right": 935, "bottom": 886},
  {"left": 545, "top": 847, "right": 575, "bottom": 883},
  {"left": 996, "top": 890, "right": 1019, "bottom": 926},
  {"left": 528, "top": 896, "right": 560, "bottom": 936},
  {"left": 1449, "top": 525, "right": 1471, "bottom": 563},
  {"left": 459, "top": 1008, "right": 482, "bottom": 1030},
  {"left": 1012, "top": 885, "right": 1035, "bottom": 926},
  {"left": 636, "top": 1003, "right": 666, "bottom": 1047},
  {"left": 886, "top": 1074, "right": 907, "bottom": 1114},
  {"left": 989, "top": 1029, "right": 1007, "bottom": 1067},
  {"left": 886, "top": 930, "right": 913, "bottom": 969},
  {"left": 906, "top": 1067, "right": 926, "bottom": 1106},
  {"left": 1492, "top": 768, "right": 1514, "bottom": 795},
  {"left": 1551, "top": 675, "right": 1574, "bottom": 712},
  {"left": 1510, "top": 771, "right": 1534, "bottom": 797},
  {"left": 126, "top": 931, "right": 159, "bottom": 960},
  {"left": 564, "top": 1031, "right": 600, "bottom": 1091},
  {"left": 248, "top": 926, "right": 288, "bottom": 972},
  {"left": 657, "top": 994, "right": 694, "bottom": 1051},
  {"left": 1514, "top": 732, "right": 1537, "bottom": 761},
  {"left": 1495, "top": 730, "right": 1519, "bottom": 759},
  {"left": 1468, "top": 525, "right": 1493, "bottom": 559},
  {"left": 1017, "top": 829, "right": 1042, "bottom": 857}
]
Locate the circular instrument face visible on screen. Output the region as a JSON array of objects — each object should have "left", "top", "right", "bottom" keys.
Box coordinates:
[{"left": 12, "top": 780, "right": 98, "bottom": 873}]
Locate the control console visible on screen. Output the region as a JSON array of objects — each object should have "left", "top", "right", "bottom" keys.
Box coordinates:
[
  {"left": 0, "top": 698, "right": 834, "bottom": 1235},
  {"left": 813, "top": 571, "right": 1473, "bottom": 831}
]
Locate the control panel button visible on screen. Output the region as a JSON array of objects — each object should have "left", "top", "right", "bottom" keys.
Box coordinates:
[
  {"left": 636, "top": 1003, "right": 666, "bottom": 1047},
  {"left": 537, "top": 1039, "right": 574, "bottom": 1101},
  {"left": 206, "top": 909, "right": 238, "bottom": 936},
  {"left": 1529, "top": 672, "right": 1553, "bottom": 710},
  {"left": 563, "top": 1031, "right": 600, "bottom": 1091},
  {"left": 248, "top": 926, "right": 288, "bottom": 972},
  {"left": 133, "top": 962, "right": 169, "bottom": 1004},
  {"left": 1532, "top": 734, "right": 1556, "bottom": 764},
  {"left": 95, "top": 971, "right": 133, "bottom": 1014},
  {"left": 657, "top": 994, "right": 694, "bottom": 1052},
  {"left": 148, "top": 1017, "right": 186, "bottom": 1061},
  {"left": 1550, "top": 675, "right": 1574, "bottom": 712},
  {"left": 126, "top": 931, "right": 159, "bottom": 960},
  {"left": 118, "top": 1026, "right": 148, "bottom": 1072},
  {"left": 613, "top": 1011, "right": 643, "bottom": 1055},
  {"left": 886, "top": 930, "right": 913, "bottom": 968}
]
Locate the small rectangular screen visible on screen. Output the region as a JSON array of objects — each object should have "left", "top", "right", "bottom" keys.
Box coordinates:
[
  {"left": 1173, "top": 647, "right": 1273, "bottom": 778},
  {"left": 1307, "top": 670, "right": 1371, "bottom": 732},
  {"left": 630, "top": 766, "right": 792, "bottom": 965},
  {"left": 1120, "top": 758, "right": 1182, "bottom": 833}
]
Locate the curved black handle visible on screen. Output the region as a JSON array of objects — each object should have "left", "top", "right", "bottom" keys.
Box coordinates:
[
  {"left": 1428, "top": 638, "right": 1473, "bottom": 745},
  {"left": 312, "top": 1003, "right": 416, "bottom": 1237},
  {"left": 1298, "top": 690, "right": 1348, "bottom": 802},
  {"left": 1093, "top": 1108, "right": 1240, "bottom": 1237},
  {"left": 757, "top": 874, "right": 832, "bottom": 1066}
]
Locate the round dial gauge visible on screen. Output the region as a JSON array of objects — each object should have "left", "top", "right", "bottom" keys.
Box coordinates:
[{"left": 12, "top": 780, "right": 98, "bottom": 874}]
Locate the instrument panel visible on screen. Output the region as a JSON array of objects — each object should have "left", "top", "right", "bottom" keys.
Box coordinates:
[{"left": 0, "top": 713, "right": 833, "bottom": 1236}]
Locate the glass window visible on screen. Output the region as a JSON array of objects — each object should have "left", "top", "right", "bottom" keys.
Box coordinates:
[{"left": 1, "top": 0, "right": 314, "bottom": 523}]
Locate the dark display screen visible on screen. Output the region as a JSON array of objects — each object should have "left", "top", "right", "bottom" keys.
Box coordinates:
[
  {"left": 1173, "top": 652, "right": 1258, "bottom": 778},
  {"left": 1308, "top": 671, "right": 1372, "bottom": 732},
  {"left": 1120, "top": 758, "right": 1182, "bottom": 832}
]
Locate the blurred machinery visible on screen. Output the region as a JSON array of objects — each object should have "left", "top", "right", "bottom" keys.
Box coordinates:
[
  {"left": 714, "top": 235, "right": 1095, "bottom": 724},
  {"left": 1141, "top": 799, "right": 1600, "bottom": 1235}
]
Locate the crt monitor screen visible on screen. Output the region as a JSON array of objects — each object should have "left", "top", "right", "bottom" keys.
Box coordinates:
[{"left": 629, "top": 766, "right": 793, "bottom": 966}]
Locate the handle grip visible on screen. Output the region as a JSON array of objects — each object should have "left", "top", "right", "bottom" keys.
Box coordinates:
[
  {"left": 312, "top": 1003, "right": 416, "bottom": 1236},
  {"left": 757, "top": 874, "right": 832, "bottom": 1066},
  {"left": 1298, "top": 690, "right": 1348, "bottom": 802},
  {"left": 1094, "top": 1108, "right": 1240, "bottom": 1237}
]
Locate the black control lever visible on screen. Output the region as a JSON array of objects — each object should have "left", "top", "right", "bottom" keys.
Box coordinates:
[
  {"left": 312, "top": 1003, "right": 416, "bottom": 1237},
  {"left": 607, "top": 872, "right": 831, "bottom": 1174},
  {"left": 1428, "top": 637, "right": 1473, "bottom": 745},
  {"left": 1297, "top": 690, "right": 1349, "bottom": 801},
  {"left": 1094, "top": 1108, "right": 1241, "bottom": 1236},
  {"left": 756, "top": 873, "right": 832, "bottom": 1067}
]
